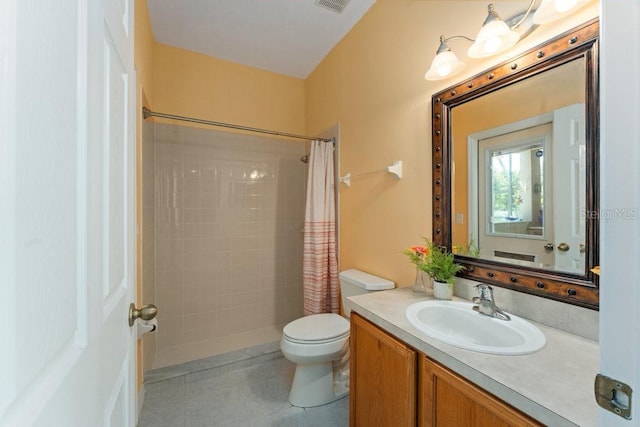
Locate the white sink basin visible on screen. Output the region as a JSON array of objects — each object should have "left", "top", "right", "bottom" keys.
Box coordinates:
[{"left": 405, "top": 300, "right": 546, "bottom": 355}]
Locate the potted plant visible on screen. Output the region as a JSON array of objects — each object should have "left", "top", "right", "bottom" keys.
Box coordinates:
[
  {"left": 404, "top": 238, "right": 464, "bottom": 299},
  {"left": 403, "top": 244, "right": 433, "bottom": 293}
]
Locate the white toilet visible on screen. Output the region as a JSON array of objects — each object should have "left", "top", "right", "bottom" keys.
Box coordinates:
[{"left": 280, "top": 269, "right": 395, "bottom": 407}]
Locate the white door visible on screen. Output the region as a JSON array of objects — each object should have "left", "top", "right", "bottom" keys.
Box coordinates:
[
  {"left": 477, "top": 124, "right": 553, "bottom": 266},
  {"left": 0, "top": 0, "right": 137, "bottom": 426},
  {"left": 551, "top": 104, "right": 586, "bottom": 273},
  {"left": 599, "top": 1, "right": 640, "bottom": 426}
]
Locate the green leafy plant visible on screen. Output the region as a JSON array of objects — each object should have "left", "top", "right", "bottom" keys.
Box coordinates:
[{"left": 404, "top": 238, "right": 465, "bottom": 285}]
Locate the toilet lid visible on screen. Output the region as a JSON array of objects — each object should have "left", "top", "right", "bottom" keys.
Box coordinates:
[{"left": 283, "top": 313, "right": 350, "bottom": 343}]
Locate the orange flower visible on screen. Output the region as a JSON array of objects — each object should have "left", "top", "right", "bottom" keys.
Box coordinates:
[
  {"left": 411, "top": 245, "right": 428, "bottom": 254},
  {"left": 404, "top": 245, "right": 430, "bottom": 265}
]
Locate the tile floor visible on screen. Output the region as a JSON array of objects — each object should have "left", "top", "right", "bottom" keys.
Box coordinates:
[{"left": 138, "top": 341, "right": 349, "bottom": 427}]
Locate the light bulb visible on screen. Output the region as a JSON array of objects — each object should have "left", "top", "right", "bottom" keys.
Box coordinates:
[
  {"left": 425, "top": 50, "right": 465, "bottom": 81},
  {"left": 437, "top": 64, "right": 452, "bottom": 77},
  {"left": 483, "top": 37, "right": 502, "bottom": 54},
  {"left": 555, "top": 0, "right": 578, "bottom": 12},
  {"left": 533, "top": 0, "right": 591, "bottom": 25}
]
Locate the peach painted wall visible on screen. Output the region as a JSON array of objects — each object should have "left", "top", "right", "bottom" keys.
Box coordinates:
[
  {"left": 151, "top": 43, "right": 306, "bottom": 134},
  {"left": 305, "top": 0, "right": 599, "bottom": 287},
  {"left": 135, "top": 0, "right": 155, "bottom": 105}
]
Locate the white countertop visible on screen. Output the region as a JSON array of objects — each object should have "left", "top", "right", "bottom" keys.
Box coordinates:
[{"left": 348, "top": 287, "right": 600, "bottom": 427}]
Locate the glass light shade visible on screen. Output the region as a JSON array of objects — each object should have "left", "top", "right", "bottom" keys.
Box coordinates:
[
  {"left": 533, "top": 0, "right": 591, "bottom": 24},
  {"left": 425, "top": 50, "right": 465, "bottom": 81},
  {"left": 468, "top": 20, "right": 520, "bottom": 58}
]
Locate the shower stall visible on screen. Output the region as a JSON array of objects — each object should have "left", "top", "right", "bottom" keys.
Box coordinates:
[{"left": 141, "top": 118, "right": 318, "bottom": 369}]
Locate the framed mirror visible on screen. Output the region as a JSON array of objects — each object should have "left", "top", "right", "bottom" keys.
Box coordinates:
[{"left": 432, "top": 19, "right": 599, "bottom": 309}]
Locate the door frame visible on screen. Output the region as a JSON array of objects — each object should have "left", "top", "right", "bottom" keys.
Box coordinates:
[{"left": 599, "top": 1, "right": 640, "bottom": 425}]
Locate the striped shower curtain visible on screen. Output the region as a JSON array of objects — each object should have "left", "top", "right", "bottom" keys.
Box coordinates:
[{"left": 303, "top": 139, "right": 339, "bottom": 315}]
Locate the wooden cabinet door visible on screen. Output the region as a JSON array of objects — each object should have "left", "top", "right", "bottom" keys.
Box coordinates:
[
  {"left": 350, "top": 313, "right": 417, "bottom": 427},
  {"left": 419, "top": 356, "right": 544, "bottom": 427}
]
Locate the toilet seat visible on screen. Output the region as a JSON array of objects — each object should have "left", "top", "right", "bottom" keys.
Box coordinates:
[{"left": 283, "top": 313, "right": 350, "bottom": 344}]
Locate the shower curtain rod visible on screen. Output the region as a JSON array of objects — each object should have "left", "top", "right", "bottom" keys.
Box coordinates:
[{"left": 142, "top": 107, "right": 332, "bottom": 142}]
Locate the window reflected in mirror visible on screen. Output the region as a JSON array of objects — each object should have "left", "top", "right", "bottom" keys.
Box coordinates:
[{"left": 488, "top": 142, "right": 545, "bottom": 235}]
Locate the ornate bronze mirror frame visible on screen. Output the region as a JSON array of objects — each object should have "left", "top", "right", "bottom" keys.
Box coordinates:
[{"left": 432, "top": 19, "right": 599, "bottom": 309}]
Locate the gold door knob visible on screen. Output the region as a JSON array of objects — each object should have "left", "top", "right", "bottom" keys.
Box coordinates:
[
  {"left": 128, "top": 303, "right": 158, "bottom": 327},
  {"left": 557, "top": 243, "right": 570, "bottom": 252}
]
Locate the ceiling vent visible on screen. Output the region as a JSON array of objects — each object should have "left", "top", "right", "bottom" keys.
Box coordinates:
[{"left": 314, "top": 0, "right": 351, "bottom": 14}]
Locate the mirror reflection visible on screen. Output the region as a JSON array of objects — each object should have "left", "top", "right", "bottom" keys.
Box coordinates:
[
  {"left": 486, "top": 141, "right": 545, "bottom": 236},
  {"left": 452, "top": 58, "right": 586, "bottom": 274}
]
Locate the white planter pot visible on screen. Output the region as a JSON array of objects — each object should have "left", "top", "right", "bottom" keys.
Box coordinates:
[{"left": 433, "top": 280, "right": 453, "bottom": 300}]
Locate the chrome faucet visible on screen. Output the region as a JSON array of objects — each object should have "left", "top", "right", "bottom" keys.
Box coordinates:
[{"left": 472, "top": 283, "right": 511, "bottom": 321}]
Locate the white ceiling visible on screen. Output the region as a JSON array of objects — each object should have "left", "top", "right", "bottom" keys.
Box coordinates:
[{"left": 147, "top": 0, "right": 377, "bottom": 79}]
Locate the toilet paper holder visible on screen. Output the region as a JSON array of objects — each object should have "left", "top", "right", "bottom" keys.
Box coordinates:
[
  {"left": 128, "top": 303, "right": 158, "bottom": 327},
  {"left": 136, "top": 318, "right": 158, "bottom": 338}
]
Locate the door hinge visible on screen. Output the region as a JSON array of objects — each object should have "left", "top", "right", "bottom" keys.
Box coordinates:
[{"left": 595, "top": 373, "right": 632, "bottom": 420}]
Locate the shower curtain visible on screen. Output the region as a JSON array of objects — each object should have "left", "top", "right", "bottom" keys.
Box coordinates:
[{"left": 303, "top": 139, "right": 339, "bottom": 315}]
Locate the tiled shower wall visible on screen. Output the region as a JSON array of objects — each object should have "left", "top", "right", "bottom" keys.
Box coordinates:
[{"left": 152, "top": 123, "right": 306, "bottom": 368}]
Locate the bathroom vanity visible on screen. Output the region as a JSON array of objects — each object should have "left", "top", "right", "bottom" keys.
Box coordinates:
[{"left": 348, "top": 288, "right": 599, "bottom": 427}]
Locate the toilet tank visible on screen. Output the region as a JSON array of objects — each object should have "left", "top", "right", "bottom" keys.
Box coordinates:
[{"left": 339, "top": 269, "right": 395, "bottom": 318}]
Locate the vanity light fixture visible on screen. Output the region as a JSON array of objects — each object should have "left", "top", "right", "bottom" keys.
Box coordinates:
[
  {"left": 424, "top": 36, "right": 469, "bottom": 81},
  {"left": 467, "top": 4, "right": 522, "bottom": 59},
  {"left": 533, "top": 0, "right": 591, "bottom": 24},
  {"left": 424, "top": 0, "right": 592, "bottom": 81}
]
